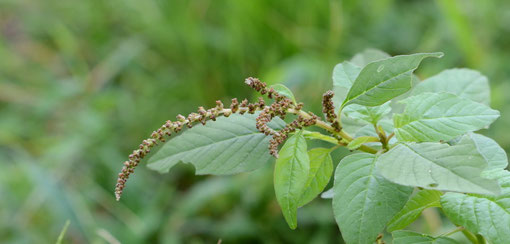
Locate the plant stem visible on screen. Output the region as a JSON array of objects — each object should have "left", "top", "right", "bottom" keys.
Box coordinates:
[
  {"left": 461, "top": 229, "right": 480, "bottom": 244},
  {"left": 440, "top": 226, "right": 464, "bottom": 237},
  {"left": 288, "top": 108, "right": 378, "bottom": 154}
]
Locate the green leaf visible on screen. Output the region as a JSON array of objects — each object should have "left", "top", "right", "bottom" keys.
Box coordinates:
[
  {"left": 333, "top": 153, "right": 413, "bottom": 244},
  {"left": 332, "top": 61, "right": 361, "bottom": 106},
  {"left": 350, "top": 48, "right": 391, "bottom": 67},
  {"left": 342, "top": 52, "right": 443, "bottom": 107},
  {"left": 392, "top": 230, "right": 459, "bottom": 244},
  {"left": 412, "top": 68, "right": 491, "bottom": 105},
  {"left": 387, "top": 189, "right": 443, "bottom": 231},
  {"left": 347, "top": 136, "right": 379, "bottom": 150},
  {"left": 466, "top": 133, "right": 508, "bottom": 171},
  {"left": 271, "top": 84, "right": 297, "bottom": 104},
  {"left": 394, "top": 92, "right": 500, "bottom": 142},
  {"left": 376, "top": 138, "right": 501, "bottom": 195},
  {"left": 441, "top": 171, "right": 510, "bottom": 244},
  {"left": 301, "top": 130, "right": 338, "bottom": 144},
  {"left": 298, "top": 148, "right": 333, "bottom": 207},
  {"left": 274, "top": 130, "right": 309, "bottom": 229},
  {"left": 148, "top": 113, "right": 285, "bottom": 174},
  {"left": 343, "top": 102, "right": 391, "bottom": 125}
]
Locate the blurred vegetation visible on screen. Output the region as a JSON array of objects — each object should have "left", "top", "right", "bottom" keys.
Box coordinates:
[{"left": 1, "top": 0, "right": 509, "bottom": 243}]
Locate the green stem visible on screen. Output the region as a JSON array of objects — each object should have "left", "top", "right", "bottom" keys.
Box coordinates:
[
  {"left": 461, "top": 229, "right": 480, "bottom": 244},
  {"left": 289, "top": 108, "right": 378, "bottom": 154},
  {"left": 440, "top": 226, "right": 464, "bottom": 237}
]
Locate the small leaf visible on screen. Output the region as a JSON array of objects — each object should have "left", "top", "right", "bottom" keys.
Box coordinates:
[
  {"left": 271, "top": 84, "right": 297, "bottom": 104},
  {"left": 466, "top": 133, "right": 508, "bottom": 171},
  {"left": 342, "top": 52, "right": 443, "bottom": 107},
  {"left": 301, "top": 130, "right": 338, "bottom": 144},
  {"left": 350, "top": 48, "right": 391, "bottom": 67},
  {"left": 333, "top": 153, "right": 412, "bottom": 244},
  {"left": 298, "top": 148, "right": 333, "bottom": 207},
  {"left": 347, "top": 136, "right": 379, "bottom": 150},
  {"left": 387, "top": 189, "right": 443, "bottom": 231},
  {"left": 148, "top": 113, "right": 285, "bottom": 174},
  {"left": 441, "top": 170, "right": 510, "bottom": 244},
  {"left": 412, "top": 68, "right": 491, "bottom": 105},
  {"left": 376, "top": 138, "right": 501, "bottom": 195},
  {"left": 332, "top": 61, "right": 361, "bottom": 106},
  {"left": 392, "top": 230, "right": 459, "bottom": 244},
  {"left": 394, "top": 92, "right": 500, "bottom": 142},
  {"left": 343, "top": 102, "right": 391, "bottom": 125},
  {"left": 274, "top": 130, "right": 309, "bottom": 229}
]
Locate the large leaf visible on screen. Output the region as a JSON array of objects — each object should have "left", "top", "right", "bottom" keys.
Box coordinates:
[
  {"left": 342, "top": 52, "right": 443, "bottom": 107},
  {"left": 441, "top": 171, "right": 510, "bottom": 244},
  {"left": 387, "top": 189, "right": 443, "bottom": 231},
  {"left": 394, "top": 92, "right": 500, "bottom": 142},
  {"left": 392, "top": 230, "right": 459, "bottom": 244},
  {"left": 350, "top": 48, "right": 391, "bottom": 67},
  {"left": 333, "top": 153, "right": 412, "bottom": 244},
  {"left": 298, "top": 148, "right": 333, "bottom": 207},
  {"left": 412, "top": 68, "right": 491, "bottom": 105},
  {"left": 343, "top": 102, "right": 391, "bottom": 125},
  {"left": 274, "top": 130, "right": 309, "bottom": 229},
  {"left": 332, "top": 61, "right": 361, "bottom": 107},
  {"left": 376, "top": 138, "right": 501, "bottom": 195},
  {"left": 148, "top": 113, "right": 285, "bottom": 174}
]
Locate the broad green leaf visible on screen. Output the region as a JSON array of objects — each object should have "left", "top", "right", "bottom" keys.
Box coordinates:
[
  {"left": 441, "top": 171, "right": 510, "bottom": 244},
  {"left": 392, "top": 230, "right": 459, "bottom": 244},
  {"left": 343, "top": 102, "right": 391, "bottom": 125},
  {"left": 412, "top": 68, "right": 491, "bottom": 105},
  {"left": 387, "top": 189, "right": 443, "bottom": 231},
  {"left": 301, "top": 130, "right": 338, "bottom": 144},
  {"left": 350, "top": 48, "right": 391, "bottom": 67},
  {"left": 271, "top": 84, "right": 297, "bottom": 104},
  {"left": 342, "top": 52, "right": 443, "bottom": 107},
  {"left": 332, "top": 61, "right": 361, "bottom": 106},
  {"left": 466, "top": 133, "right": 508, "bottom": 171},
  {"left": 347, "top": 136, "right": 379, "bottom": 150},
  {"left": 376, "top": 138, "right": 501, "bottom": 195},
  {"left": 148, "top": 113, "right": 285, "bottom": 174},
  {"left": 298, "top": 148, "right": 333, "bottom": 207},
  {"left": 274, "top": 130, "right": 309, "bottom": 229},
  {"left": 333, "top": 153, "right": 412, "bottom": 244},
  {"left": 394, "top": 92, "right": 500, "bottom": 142}
]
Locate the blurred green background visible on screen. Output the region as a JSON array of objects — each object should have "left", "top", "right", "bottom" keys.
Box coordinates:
[{"left": 1, "top": 0, "right": 509, "bottom": 243}]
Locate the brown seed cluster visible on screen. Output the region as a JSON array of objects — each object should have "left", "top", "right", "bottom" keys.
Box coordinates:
[
  {"left": 115, "top": 98, "right": 265, "bottom": 201},
  {"left": 249, "top": 78, "right": 317, "bottom": 157},
  {"left": 116, "top": 77, "right": 342, "bottom": 200},
  {"left": 322, "top": 90, "right": 341, "bottom": 131}
]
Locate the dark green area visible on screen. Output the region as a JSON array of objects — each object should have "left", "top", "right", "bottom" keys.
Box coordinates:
[{"left": 1, "top": 0, "right": 509, "bottom": 243}]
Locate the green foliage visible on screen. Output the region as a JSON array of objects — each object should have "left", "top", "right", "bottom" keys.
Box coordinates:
[
  {"left": 412, "top": 68, "right": 491, "bottom": 105},
  {"left": 148, "top": 114, "right": 285, "bottom": 174},
  {"left": 376, "top": 139, "right": 501, "bottom": 195},
  {"left": 387, "top": 189, "right": 443, "bottom": 231},
  {"left": 394, "top": 92, "right": 499, "bottom": 142},
  {"left": 298, "top": 148, "right": 333, "bottom": 207},
  {"left": 346, "top": 136, "right": 379, "bottom": 150},
  {"left": 343, "top": 102, "right": 391, "bottom": 125},
  {"left": 392, "top": 230, "right": 459, "bottom": 244},
  {"left": 274, "top": 130, "right": 310, "bottom": 229},
  {"left": 332, "top": 153, "right": 413, "bottom": 244},
  {"left": 341, "top": 52, "right": 443, "bottom": 107},
  {"left": 119, "top": 49, "right": 508, "bottom": 243}
]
